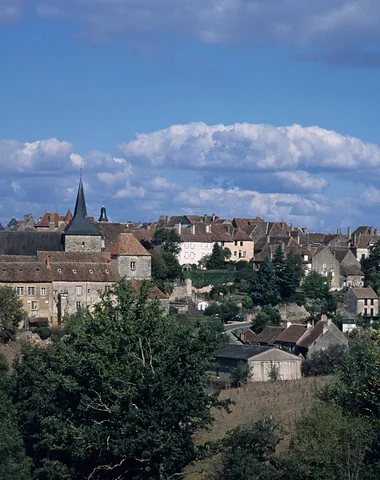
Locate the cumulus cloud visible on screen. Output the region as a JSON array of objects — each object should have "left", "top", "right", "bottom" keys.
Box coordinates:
[
  {"left": 0, "top": 0, "right": 27, "bottom": 22},
  {"left": 119, "top": 122, "right": 380, "bottom": 175},
  {"left": 30, "top": 0, "right": 380, "bottom": 65},
  {"left": 274, "top": 171, "right": 328, "bottom": 193}
]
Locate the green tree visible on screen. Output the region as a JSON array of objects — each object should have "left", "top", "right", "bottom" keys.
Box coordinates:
[
  {"left": 151, "top": 228, "right": 181, "bottom": 255},
  {"left": 13, "top": 282, "right": 227, "bottom": 480},
  {"left": 204, "top": 299, "right": 239, "bottom": 323},
  {"left": 251, "top": 258, "right": 281, "bottom": 306},
  {"left": 301, "top": 271, "right": 333, "bottom": 320},
  {"left": 0, "top": 285, "right": 25, "bottom": 343},
  {"left": 206, "top": 243, "right": 226, "bottom": 270},
  {"left": 0, "top": 354, "right": 31, "bottom": 479},
  {"left": 251, "top": 305, "right": 281, "bottom": 333},
  {"left": 281, "top": 252, "right": 304, "bottom": 300},
  {"left": 230, "top": 361, "right": 251, "bottom": 387},
  {"left": 219, "top": 418, "right": 283, "bottom": 480},
  {"left": 151, "top": 250, "right": 183, "bottom": 293},
  {"left": 302, "top": 344, "right": 347, "bottom": 377},
  {"left": 362, "top": 241, "right": 380, "bottom": 294}
]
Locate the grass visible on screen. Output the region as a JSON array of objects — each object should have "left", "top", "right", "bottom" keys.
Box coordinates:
[{"left": 184, "top": 376, "right": 331, "bottom": 480}]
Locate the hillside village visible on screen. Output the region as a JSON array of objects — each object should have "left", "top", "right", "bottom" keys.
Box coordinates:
[{"left": 3, "top": 175, "right": 380, "bottom": 479}]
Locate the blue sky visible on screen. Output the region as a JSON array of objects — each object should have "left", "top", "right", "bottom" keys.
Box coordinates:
[{"left": 1, "top": 1, "right": 380, "bottom": 231}]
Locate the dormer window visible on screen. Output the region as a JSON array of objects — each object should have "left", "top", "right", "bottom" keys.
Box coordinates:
[
  {"left": 105, "top": 269, "right": 109, "bottom": 274},
  {"left": 89, "top": 269, "right": 93, "bottom": 274},
  {"left": 82, "top": 242, "right": 85, "bottom": 248},
  {"left": 58, "top": 268, "right": 62, "bottom": 273}
]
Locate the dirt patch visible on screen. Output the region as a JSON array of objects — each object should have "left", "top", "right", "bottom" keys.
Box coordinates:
[{"left": 185, "top": 376, "right": 331, "bottom": 480}]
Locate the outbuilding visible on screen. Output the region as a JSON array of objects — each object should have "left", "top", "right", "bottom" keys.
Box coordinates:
[{"left": 212, "top": 345, "right": 302, "bottom": 382}]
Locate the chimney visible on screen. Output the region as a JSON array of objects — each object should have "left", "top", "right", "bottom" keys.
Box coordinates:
[
  {"left": 296, "top": 235, "right": 300, "bottom": 244},
  {"left": 165, "top": 216, "right": 171, "bottom": 223},
  {"left": 371, "top": 227, "right": 375, "bottom": 235},
  {"left": 177, "top": 223, "right": 182, "bottom": 235},
  {"left": 203, "top": 214, "right": 208, "bottom": 222},
  {"left": 321, "top": 314, "right": 327, "bottom": 322},
  {"left": 205, "top": 224, "right": 211, "bottom": 233},
  {"left": 353, "top": 233, "right": 357, "bottom": 247},
  {"left": 266, "top": 235, "right": 270, "bottom": 243},
  {"left": 375, "top": 229, "right": 379, "bottom": 236},
  {"left": 49, "top": 214, "right": 55, "bottom": 231},
  {"left": 348, "top": 225, "right": 352, "bottom": 238},
  {"left": 46, "top": 255, "right": 51, "bottom": 269},
  {"left": 286, "top": 321, "right": 292, "bottom": 328},
  {"left": 191, "top": 224, "right": 196, "bottom": 234},
  {"left": 212, "top": 213, "right": 217, "bottom": 222},
  {"left": 337, "top": 227, "right": 341, "bottom": 235},
  {"left": 307, "top": 321, "right": 312, "bottom": 329}
]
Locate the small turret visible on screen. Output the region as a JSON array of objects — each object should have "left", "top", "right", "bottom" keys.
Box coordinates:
[{"left": 98, "top": 206, "right": 109, "bottom": 223}]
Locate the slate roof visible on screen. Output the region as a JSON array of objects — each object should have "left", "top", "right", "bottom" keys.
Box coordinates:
[
  {"left": 274, "top": 324, "right": 308, "bottom": 344},
  {"left": 351, "top": 287, "right": 378, "bottom": 299},
  {"left": 0, "top": 231, "right": 63, "bottom": 255},
  {"left": 64, "top": 178, "right": 100, "bottom": 236},
  {"left": 213, "top": 344, "right": 274, "bottom": 360},
  {"left": 107, "top": 233, "right": 151, "bottom": 256},
  {"left": 340, "top": 264, "right": 363, "bottom": 276},
  {"left": 355, "top": 235, "right": 380, "bottom": 248},
  {"left": 252, "top": 326, "right": 285, "bottom": 345},
  {"left": 297, "top": 320, "right": 349, "bottom": 349}
]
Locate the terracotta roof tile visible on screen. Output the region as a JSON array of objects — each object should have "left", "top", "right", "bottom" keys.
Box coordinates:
[
  {"left": 252, "top": 326, "right": 285, "bottom": 345},
  {"left": 108, "top": 233, "right": 151, "bottom": 256},
  {"left": 350, "top": 287, "right": 378, "bottom": 299}
]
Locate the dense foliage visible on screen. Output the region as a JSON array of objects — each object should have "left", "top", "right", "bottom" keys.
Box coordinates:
[
  {"left": 206, "top": 244, "right": 231, "bottom": 270},
  {"left": 302, "top": 344, "right": 347, "bottom": 377},
  {"left": 251, "top": 305, "right": 282, "bottom": 333},
  {"left": 362, "top": 241, "right": 380, "bottom": 295},
  {"left": 151, "top": 228, "right": 181, "bottom": 255},
  {"left": 151, "top": 250, "right": 183, "bottom": 293},
  {"left": 0, "top": 285, "right": 25, "bottom": 343},
  {"left": 12, "top": 282, "right": 227, "bottom": 480},
  {"left": 204, "top": 298, "right": 239, "bottom": 323},
  {"left": 184, "top": 270, "right": 236, "bottom": 289}
]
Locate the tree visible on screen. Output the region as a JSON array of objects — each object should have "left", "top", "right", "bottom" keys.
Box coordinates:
[
  {"left": 13, "top": 282, "right": 228, "bottom": 480},
  {"left": 151, "top": 250, "right": 183, "bottom": 293},
  {"left": 251, "top": 305, "right": 281, "bottom": 333},
  {"left": 302, "top": 344, "right": 347, "bottom": 377},
  {"left": 151, "top": 228, "right": 181, "bottom": 255},
  {"left": 204, "top": 299, "right": 239, "bottom": 323},
  {"left": 0, "top": 354, "right": 31, "bottom": 479},
  {"left": 219, "top": 418, "right": 283, "bottom": 480},
  {"left": 281, "top": 252, "right": 304, "bottom": 300},
  {"left": 362, "top": 241, "right": 380, "bottom": 294},
  {"left": 206, "top": 243, "right": 226, "bottom": 270},
  {"left": 230, "top": 362, "right": 251, "bottom": 387},
  {"left": 0, "top": 285, "right": 25, "bottom": 343},
  {"left": 251, "top": 258, "right": 281, "bottom": 306},
  {"left": 301, "top": 271, "right": 333, "bottom": 320}
]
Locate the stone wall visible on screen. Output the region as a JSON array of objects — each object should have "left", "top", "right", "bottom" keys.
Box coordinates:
[
  {"left": 116, "top": 255, "right": 151, "bottom": 280},
  {"left": 64, "top": 235, "right": 102, "bottom": 253}
]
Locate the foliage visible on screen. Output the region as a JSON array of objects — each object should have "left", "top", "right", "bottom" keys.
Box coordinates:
[
  {"left": 301, "top": 271, "right": 334, "bottom": 319},
  {"left": 302, "top": 344, "right": 347, "bottom": 377},
  {"left": 281, "top": 252, "right": 304, "bottom": 300},
  {"left": 362, "top": 241, "right": 380, "bottom": 295},
  {"left": 185, "top": 270, "right": 236, "bottom": 289},
  {"left": 251, "top": 258, "right": 281, "bottom": 306},
  {"left": 151, "top": 228, "right": 181, "bottom": 255},
  {"left": 0, "top": 354, "right": 31, "bottom": 479},
  {"left": 204, "top": 299, "right": 239, "bottom": 323},
  {"left": 230, "top": 362, "right": 251, "bottom": 387},
  {"left": 251, "top": 305, "right": 281, "bottom": 334},
  {"left": 36, "top": 326, "right": 52, "bottom": 340},
  {"left": 219, "top": 418, "right": 283, "bottom": 480},
  {"left": 151, "top": 250, "right": 183, "bottom": 293},
  {"left": 242, "top": 295, "right": 253, "bottom": 310},
  {"left": 13, "top": 282, "right": 228, "bottom": 480},
  {"left": 0, "top": 285, "right": 25, "bottom": 343},
  {"left": 234, "top": 269, "right": 257, "bottom": 294},
  {"left": 267, "top": 360, "right": 280, "bottom": 381},
  {"left": 206, "top": 244, "right": 230, "bottom": 270},
  {"left": 285, "top": 403, "right": 372, "bottom": 480}
]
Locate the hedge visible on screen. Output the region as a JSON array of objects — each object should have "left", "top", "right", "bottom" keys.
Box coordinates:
[{"left": 185, "top": 270, "right": 236, "bottom": 289}]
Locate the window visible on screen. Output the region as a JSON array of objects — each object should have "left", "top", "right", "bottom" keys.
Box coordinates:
[
  {"left": 184, "top": 243, "right": 189, "bottom": 249},
  {"left": 27, "top": 287, "right": 35, "bottom": 296},
  {"left": 234, "top": 251, "right": 237, "bottom": 257},
  {"left": 371, "top": 299, "right": 375, "bottom": 306},
  {"left": 243, "top": 251, "right": 247, "bottom": 257},
  {"left": 239, "top": 251, "right": 242, "bottom": 258},
  {"left": 304, "top": 255, "right": 309, "bottom": 261},
  {"left": 16, "top": 287, "right": 24, "bottom": 296},
  {"left": 240, "top": 241, "right": 243, "bottom": 246},
  {"left": 184, "top": 252, "right": 189, "bottom": 259},
  {"left": 234, "top": 241, "right": 238, "bottom": 246},
  {"left": 371, "top": 308, "right": 374, "bottom": 317},
  {"left": 190, "top": 243, "right": 195, "bottom": 249},
  {"left": 330, "top": 263, "right": 334, "bottom": 269},
  {"left": 130, "top": 261, "right": 136, "bottom": 271},
  {"left": 76, "top": 301, "right": 81, "bottom": 310},
  {"left": 76, "top": 286, "right": 83, "bottom": 296},
  {"left": 105, "top": 286, "right": 111, "bottom": 293},
  {"left": 31, "top": 301, "right": 38, "bottom": 311},
  {"left": 40, "top": 287, "right": 47, "bottom": 296},
  {"left": 364, "top": 308, "right": 368, "bottom": 316},
  {"left": 331, "top": 271, "right": 335, "bottom": 277},
  {"left": 364, "top": 299, "right": 368, "bottom": 306},
  {"left": 361, "top": 254, "right": 366, "bottom": 260},
  {"left": 322, "top": 264, "right": 326, "bottom": 269},
  {"left": 190, "top": 252, "right": 195, "bottom": 259},
  {"left": 221, "top": 242, "right": 225, "bottom": 246}
]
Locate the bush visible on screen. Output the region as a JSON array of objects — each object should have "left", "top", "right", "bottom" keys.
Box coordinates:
[
  {"left": 185, "top": 270, "right": 236, "bottom": 288},
  {"left": 302, "top": 344, "right": 347, "bottom": 377},
  {"left": 230, "top": 361, "right": 251, "bottom": 387},
  {"left": 36, "top": 326, "right": 52, "bottom": 340}
]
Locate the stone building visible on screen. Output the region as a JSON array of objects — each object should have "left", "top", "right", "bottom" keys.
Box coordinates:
[
  {"left": 0, "top": 174, "right": 155, "bottom": 326},
  {"left": 345, "top": 287, "right": 379, "bottom": 318}
]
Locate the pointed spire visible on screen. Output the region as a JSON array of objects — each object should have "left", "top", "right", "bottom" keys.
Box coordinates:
[{"left": 73, "top": 177, "right": 87, "bottom": 218}]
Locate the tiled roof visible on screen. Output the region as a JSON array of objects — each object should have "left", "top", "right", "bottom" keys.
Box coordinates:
[
  {"left": 232, "top": 228, "right": 252, "bottom": 242},
  {"left": 274, "top": 324, "right": 309, "bottom": 344},
  {"left": 129, "top": 279, "right": 168, "bottom": 300},
  {"left": 330, "top": 247, "right": 349, "bottom": 263},
  {"left": 356, "top": 234, "right": 380, "bottom": 248},
  {"left": 340, "top": 264, "right": 363, "bottom": 276},
  {"left": 213, "top": 344, "right": 274, "bottom": 360},
  {"left": 36, "top": 211, "right": 72, "bottom": 228},
  {"left": 37, "top": 251, "right": 112, "bottom": 263},
  {"left": 108, "top": 233, "right": 151, "bottom": 256},
  {"left": 351, "top": 287, "right": 378, "bottom": 299},
  {"left": 252, "top": 326, "right": 285, "bottom": 345}
]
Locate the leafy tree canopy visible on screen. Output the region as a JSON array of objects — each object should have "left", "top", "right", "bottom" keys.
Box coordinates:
[
  {"left": 151, "top": 250, "right": 183, "bottom": 293},
  {"left": 13, "top": 282, "right": 227, "bottom": 480},
  {"left": 251, "top": 258, "right": 281, "bottom": 306},
  {"left": 206, "top": 243, "right": 230, "bottom": 270},
  {"left": 204, "top": 299, "right": 239, "bottom": 323},
  {"left": 362, "top": 241, "right": 380, "bottom": 294},
  {"left": 151, "top": 228, "right": 181, "bottom": 255},
  {"left": 0, "top": 285, "right": 25, "bottom": 343},
  {"left": 251, "top": 305, "right": 281, "bottom": 334}
]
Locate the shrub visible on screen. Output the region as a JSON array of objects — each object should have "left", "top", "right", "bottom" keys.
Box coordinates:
[
  {"left": 230, "top": 361, "right": 251, "bottom": 387},
  {"left": 36, "top": 326, "right": 52, "bottom": 340},
  {"left": 302, "top": 344, "right": 347, "bottom": 377}
]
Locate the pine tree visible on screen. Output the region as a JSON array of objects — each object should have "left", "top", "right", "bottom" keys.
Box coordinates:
[
  {"left": 206, "top": 243, "right": 225, "bottom": 270},
  {"left": 251, "top": 258, "right": 281, "bottom": 306}
]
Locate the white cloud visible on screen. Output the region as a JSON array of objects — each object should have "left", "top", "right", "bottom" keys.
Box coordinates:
[
  {"left": 274, "top": 171, "right": 328, "bottom": 192},
  {"left": 31, "top": 0, "right": 380, "bottom": 65},
  {"left": 119, "top": 122, "right": 380, "bottom": 174},
  {"left": 0, "top": 0, "right": 27, "bottom": 22},
  {"left": 114, "top": 182, "right": 145, "bottom": 199}
]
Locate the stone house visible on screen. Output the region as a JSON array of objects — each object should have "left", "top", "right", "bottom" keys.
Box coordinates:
[
  {"left": 342, "top": 318, "right": 357, "bottom": 334},
  {"left": 345, "top": 287, "right": 379, "bottom": 318},
  {"left": 311, "top": 247, "right": 341, "bottom": 290},
  {"left": 352, "top": 234, "right": 380, "bottom": 262},
  {"left": 297, "top": 317, "right": 348, "bottom": 357},
  {"left": 274, "top": 323, "right": 311, "bottom": 354},
  {"left": 35, "top": 211, "right": 73, "bottom": 231},
  {"left": 212, "top": 345, "right": 302, "bottom": 382}
]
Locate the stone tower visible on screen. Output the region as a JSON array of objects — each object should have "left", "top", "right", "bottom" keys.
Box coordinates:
[{"left": 64, "top": 175, "right": 102, "bottom": 252}]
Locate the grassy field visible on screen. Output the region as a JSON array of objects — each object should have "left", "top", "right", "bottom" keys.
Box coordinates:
[{"left": 184, "top": 376, "right": 331, "bottom": 480}]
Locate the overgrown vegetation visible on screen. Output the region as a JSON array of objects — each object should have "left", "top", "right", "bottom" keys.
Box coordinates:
[{"left": 0, "top": 285, "right": 25, "bottom": 343}]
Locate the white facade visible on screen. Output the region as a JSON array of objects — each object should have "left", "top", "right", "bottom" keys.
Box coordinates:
[
  {"left": 178, "top": 241, "right": 214, "bottom": 266},
  {"left": 248, "top": 349, "right": 302, "bottom": 382},
  {"left": 355, "top": 248, "right": 369, "bottom": 262}
]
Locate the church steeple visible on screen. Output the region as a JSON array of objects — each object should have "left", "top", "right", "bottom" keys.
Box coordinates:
[{"left": 64, "top": 174, "right": 100, "bottom": 238}]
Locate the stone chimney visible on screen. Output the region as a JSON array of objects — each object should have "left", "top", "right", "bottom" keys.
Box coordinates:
[
  {"left": 49, "top": 214, "right": 55, "bottom": 231},
  {"left": 191, "top": 224, "right": 196, "bottom": 234},
  {"left": 46, "top": 255, "right": 51, "bottom": 269},
  {"left": 337, "top": 227, "right": 341, "bottom": 235},
  {"left": 177, "top": 223, "right": 182, "bottom": 235},
  {"left": 205, "top": 224, "right": 211, "bottom": 233},
  {"left": 348, "top": 225, "right": 352, "bottom": 238},
  {"left": 286, "top": 321, "right": 292, "bottom": 328}
]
